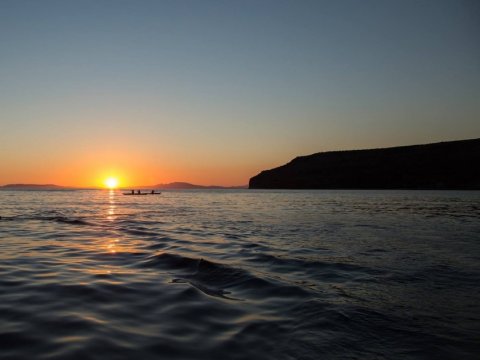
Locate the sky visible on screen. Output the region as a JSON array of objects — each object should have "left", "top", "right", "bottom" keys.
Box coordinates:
[{"left": 0, "top": 0, "right": 479, "bottom": 187}]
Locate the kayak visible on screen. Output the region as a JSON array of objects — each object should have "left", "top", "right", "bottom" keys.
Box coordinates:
[{"left": 123, "top": 192, "right": 161, "bottom": 196}]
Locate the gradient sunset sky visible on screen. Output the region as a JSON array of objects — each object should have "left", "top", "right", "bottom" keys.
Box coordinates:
[{"left": 1, "top": 0, "right": 479, "bottom": 187}]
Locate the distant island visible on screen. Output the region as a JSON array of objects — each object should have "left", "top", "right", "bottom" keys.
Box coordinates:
[
  {"left": 141, "top": 182, "right": 247, "bottom": 190},
  {"left": 249, "top": 138, "right": 480, "bottom": 190},
  {"left": 0, "top": 184, "right": 69, "bottom": 190}
]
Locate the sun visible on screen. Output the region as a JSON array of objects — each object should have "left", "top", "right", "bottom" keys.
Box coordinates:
[{"left": 104, "top": 177, "right": 119, "bottom": 189}]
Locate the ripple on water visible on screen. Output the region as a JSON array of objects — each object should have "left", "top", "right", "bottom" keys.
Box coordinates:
[{"left": 0, "top": 190, "right": 479, "bottom": 359}]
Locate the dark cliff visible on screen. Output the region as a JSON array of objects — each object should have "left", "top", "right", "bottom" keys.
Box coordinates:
[{"left": 249, "top": 138, "right": 480, "bottom": 189}]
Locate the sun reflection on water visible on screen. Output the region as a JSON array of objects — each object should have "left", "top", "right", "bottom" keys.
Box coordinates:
[
  {"left": 106, "top": 239, "right": 119, "bottom": 254},
  {"left": 107, "top": 189, "right": 116, "bottom": 221}
]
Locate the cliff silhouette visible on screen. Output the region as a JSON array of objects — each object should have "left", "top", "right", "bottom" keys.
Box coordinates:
[{"left": 249, "top": 138, "right": 480, "bottom": 189}]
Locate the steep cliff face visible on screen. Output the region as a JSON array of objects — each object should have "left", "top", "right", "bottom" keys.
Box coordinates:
[{"left": 249, "top": 138, "right": 480, "bottom": 189}]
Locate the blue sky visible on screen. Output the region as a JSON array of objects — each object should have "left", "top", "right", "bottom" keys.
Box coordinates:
[{"left": 0, "top": 0, "right": 478, "bottom": 185}]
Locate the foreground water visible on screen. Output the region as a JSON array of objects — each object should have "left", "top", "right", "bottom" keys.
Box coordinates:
[{"left": 0, "top": 190, "right": 479, "bottom": 359}]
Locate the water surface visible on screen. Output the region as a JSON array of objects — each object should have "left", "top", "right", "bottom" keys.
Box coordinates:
[{"left": 0, "top": 190, "right": 479, "bottom": 359}]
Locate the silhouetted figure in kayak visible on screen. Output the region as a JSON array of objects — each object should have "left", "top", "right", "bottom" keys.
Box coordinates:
[
  {"left": 131, "top": 190, "right": 134, "bottom": 195},
  {"left": 151, "top": 190, "right": 154, "bottom": 194},
  {"left": 137, "top": 190, "right": 140, "bottom": 194}
]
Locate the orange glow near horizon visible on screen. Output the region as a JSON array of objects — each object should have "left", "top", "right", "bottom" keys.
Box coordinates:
[
  {"left": 0, "top": 163, "right": 258, "bottom": 188},
  {"left": 0, "top": 147, "right": 261, "bottom": 187},
  {"left": 0, "top": 129, "right": 274, "bottom": 188}
]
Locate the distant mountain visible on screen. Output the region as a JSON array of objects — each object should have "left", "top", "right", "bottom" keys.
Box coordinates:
[
  {"left": 142, "top": 182, "right": 247, "bottom": 190},
  {"left": 0, "top": 184, "right": 67, "bottom": 190},
  {"left": 249, "top": 138, "right": 480, "bottom": 190}
]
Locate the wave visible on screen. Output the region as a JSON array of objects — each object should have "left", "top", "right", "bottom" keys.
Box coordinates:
[
  {"left": 1, "top": 211, "right": 93, "bottom": 226},
  {"left": 137, "top": 252, "right": 312, "bottom": 301},
  {"left": 246, "top": 252, "right": 385, "bottom": 279}
]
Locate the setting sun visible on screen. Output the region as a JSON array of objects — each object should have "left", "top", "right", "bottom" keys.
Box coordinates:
[{"left": 104, "top": 177, "right": 119, "bottom": 189}]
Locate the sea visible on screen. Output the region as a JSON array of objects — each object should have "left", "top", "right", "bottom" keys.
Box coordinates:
[{"left": 0, "top": 189, "right": 479, "bottom": 360}]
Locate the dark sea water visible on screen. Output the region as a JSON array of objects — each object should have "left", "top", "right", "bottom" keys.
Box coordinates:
[{"left": 0, "top": 189, "right": 479, "bottom": 360}]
